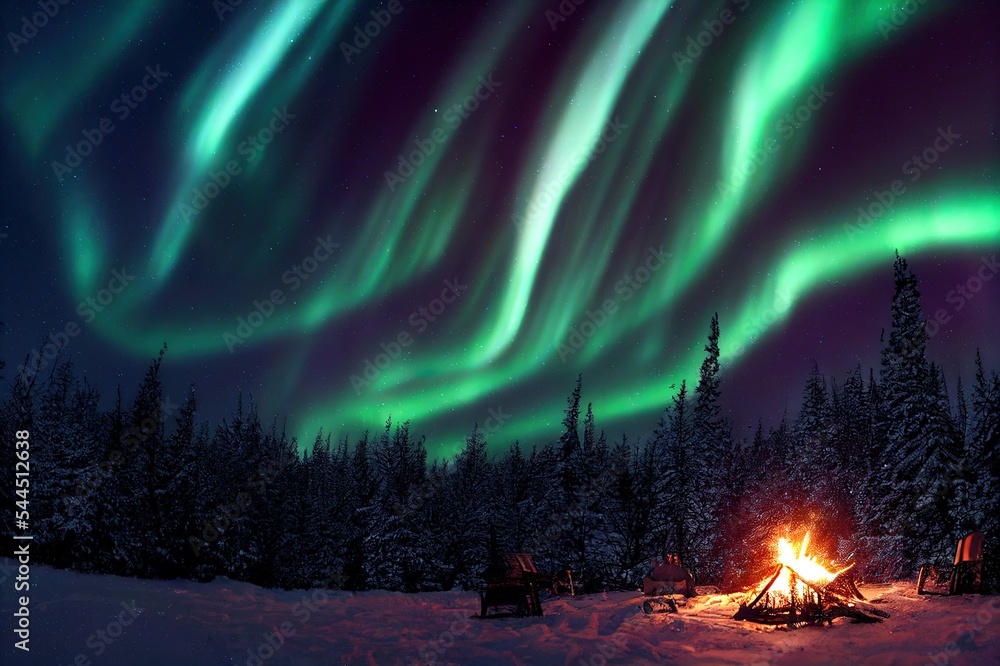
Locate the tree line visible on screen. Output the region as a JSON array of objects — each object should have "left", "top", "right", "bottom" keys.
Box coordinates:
[{"left": 1, "top": 252, "right": 997, "bottom": 593}]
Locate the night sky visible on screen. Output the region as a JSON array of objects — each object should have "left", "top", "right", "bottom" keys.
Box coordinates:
[{"left": 2, "top": 0, "right": 997, "bottom": 458}]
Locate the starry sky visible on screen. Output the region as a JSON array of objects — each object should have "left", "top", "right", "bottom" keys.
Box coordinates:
[{"left": 2, "top": 0, "right": 998, "bottom": 458}]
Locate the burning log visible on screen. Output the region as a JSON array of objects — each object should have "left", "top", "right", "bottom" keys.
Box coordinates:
[
  {"left": 733, "top": 533, "right": 889, "bottom": 628},
  {"left": 744, "top": 565, "right": 784, "bottom": 611}
]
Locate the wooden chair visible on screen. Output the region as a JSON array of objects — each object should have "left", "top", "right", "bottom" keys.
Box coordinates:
[
  {"left": 480, "top": 553, "right": 553, "bottom": 617},
  {"left": 917, "top": 531, "right": 984, "bottom": 595}
]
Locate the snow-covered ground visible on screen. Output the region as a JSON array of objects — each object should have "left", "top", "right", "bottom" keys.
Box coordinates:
[{"left": 1, "top": 559, "right": 998, "bottom": 665}]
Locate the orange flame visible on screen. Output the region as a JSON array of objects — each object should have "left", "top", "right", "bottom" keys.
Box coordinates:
[{"left": 758, "top": 532, "right": 840, "bottom": 604}]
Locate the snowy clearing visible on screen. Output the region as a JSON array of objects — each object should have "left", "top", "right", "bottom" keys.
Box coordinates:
[{"left": 1, "top": 559, "right": 998, "bottom": 665}]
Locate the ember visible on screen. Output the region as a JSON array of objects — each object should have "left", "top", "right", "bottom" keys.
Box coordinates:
[{"left": 733, "top": 532, "right": 889, "bottom": 627}]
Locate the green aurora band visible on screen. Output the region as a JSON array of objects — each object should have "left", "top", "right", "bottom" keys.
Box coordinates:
[{"left": 7, "top": 0, "right": 996, "bottom": 457}]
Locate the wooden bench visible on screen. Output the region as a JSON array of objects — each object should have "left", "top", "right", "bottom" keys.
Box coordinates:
[{"left": 480, "top": 553, "right": 552, "bottom": 617}]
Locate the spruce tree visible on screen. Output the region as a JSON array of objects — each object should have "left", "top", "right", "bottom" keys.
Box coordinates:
[
  {"left": 110, "top": 348, "right": 168, "bottom": 577},
  {"left": 791, "top": 362, "right": 844, "bottom": 546},
  {"left": 367, "top": 419, "right": 429, "bottom": 591},
  {"left": 876, "top": 252, "right": 934, "bottom": 575},
  {"left": 691, "top": 313, "right": 730, "bottom": 582},
  {"left": 439, "top": 424, "right": 491, "bottom": 589},
  {"left": 492, "top": 441, "right": 531, "bottom": 553},
  {"left": 156, "top": 387, "right": 207, "bottom": 579},
  {"left": 793, "top": 361, "right": 834, "bottom": 471},
  {"left": 343, "top": 430, "right": 377, "bottom": 590},
  {"left": 34, "top": 363, "right": 102, "bottom": 569},
  {"left": 969, "top": 350, "right": 1000, "bottom": 587},
  {"left": 558, "top": 374, "right": 584, "bottom": 492},
  {"left": 654, "top": 381, "right": 693, "bottom": 566},
  {"left": 565, "top": 404, "right": 612, "bottom": 591}
]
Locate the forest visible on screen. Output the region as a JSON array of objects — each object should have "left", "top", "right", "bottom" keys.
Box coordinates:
[{"left": 2, "top": 253, "right": 997, "bottom": 595}]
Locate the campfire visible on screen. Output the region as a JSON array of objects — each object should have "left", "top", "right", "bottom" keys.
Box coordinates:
[{"left": 733, "top": 532, "right": 889, "bottom": 627}]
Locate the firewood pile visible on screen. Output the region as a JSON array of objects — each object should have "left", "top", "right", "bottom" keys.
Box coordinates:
[
  {"left": 733, "top": 562, "right": 890, "bottom": 627},
  {"left": 730, "top": 533, "right": 890, "bottom": 628}
]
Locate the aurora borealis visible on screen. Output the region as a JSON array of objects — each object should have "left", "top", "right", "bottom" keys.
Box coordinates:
[{"left": 2, "top": 0, "right": 997, "bottom": 458}]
